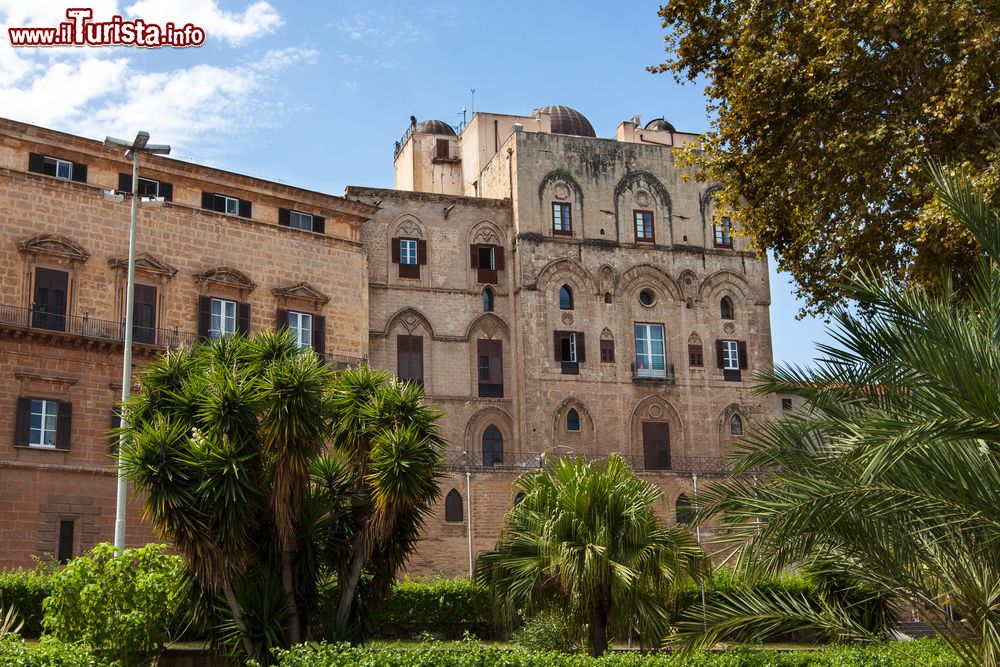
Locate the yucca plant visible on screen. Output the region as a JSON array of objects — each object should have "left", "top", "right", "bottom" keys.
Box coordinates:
[{"left": 677, "top": 166, "right": 1000, "bottom": 667}]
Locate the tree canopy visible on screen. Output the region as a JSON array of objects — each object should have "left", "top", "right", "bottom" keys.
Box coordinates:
[{"left": 651, "top": 0, "right": 1000, "bottom": 315}]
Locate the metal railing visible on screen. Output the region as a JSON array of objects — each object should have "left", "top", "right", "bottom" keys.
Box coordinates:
[
  {"left": 441, "top": 449, "right": 778, "bottom": 475},
  {"left": 0, "top": 303, "right": 198, "bottom": 348}
]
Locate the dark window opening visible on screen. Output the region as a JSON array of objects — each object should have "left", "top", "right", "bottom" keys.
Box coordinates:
[
  {"left": 133, "top": 284, "right": 157, "bottom": 345},
  {"left": 482, "top": 425, "right": 503, "bottom": 466},
  {"left": 559, "top": 285, "right": 574, "bottom": 310},
  {"left": 552, "top": 202, "right": 572, "bottom": 235},
  {"left": 676, "top": 494, "right": 693, "bottom": 524},
  {"left": 600, "top": 339, "right": 615, "bottom": 363},
  {"left": 477, "top": 339, "right": 503, "bottom": 397},
  {"left": 639, "top": 289, "right": 655, "bottom": 307},
  {"left": 478, "top": 246, "right": 495, "bottom": 270},
  {"left": 483, "top": 287, "right": 495, "bottom": 312},
  {"left": 720, "top": 296, "right": 734, "bottom": 320},
  {"left": 604, "top": 292, "right": 612, "bottom": 304},
  {"left": 730, "top": 414, "right": 744, "bottom": 436},
  {"left": 634, "top": 210, "right": 655, "bottom": 242},
  {"left": 444, "top": 489, "right": 463, "bottom": 522},
  {"left": 32, "top": 267, "right": 68, "bottom": 332},
  {"left": 782, "top": 398, "right": 793, "bottom": 411},
  {"left": 642, "top": 421, "right": 671, "bottom": 470},
  {"left": 566, "top": 408, "right": 580, "bottom": 431},
  {"left": 397, "top": 334, "right": 424, "bottom": 385},
  {"left": 688, "top": 344, "right": 704, "bottom": 367},
  {"left": 57, "top": 520, "right": 74, "bottom": 563}
]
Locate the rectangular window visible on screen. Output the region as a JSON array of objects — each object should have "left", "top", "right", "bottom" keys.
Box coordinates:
[
  {"left": 600, "top": 339, "right": 615, "bottom": 363},
  {"left": 642, "top": 421, "right": 671, "bottom": 470},
  {"left": 400, "top": 239, "right": 418, "bottom": 265},
  {"left": 221, "top": 195, "right": 239, "bottom": 216},
  {"left": 477, "top": 339, "right": 503, "bottom": 397},
  {"left": 137, "top": 177, "right": 160, "bottom": 198},
  {"left": 471, "top": 244, "right": 503, "bottom": 284},
  {"left": 478, "top": 245, "right": 495, "bottom": 271},
  {"left": 29, "top": 399, "right": 59, "bottom": 448},
  {"left": 722, "top": 340, "right": 739, "bottom": 370},
  {"left": 57, "top": 520, "right": 74, "bottom": 563},
  {"left": 634, "top": 210, "right": 654, "bottom": 242},
  {"left": 552, "top": 202, "right": 572, "bottom": 235},
  {"left": 714, "top": 216, "right": 732, "bottom": 248},
  {"left": 289, "top": 210, "right": 314, "bottom": 231},
  {"left": 554, "top": 331, "right": 585, "bottom": 374},
  {"left": 133, "top": 284, "right": 157, "bottom": 345},
  {"left": 397, "top": 334, "right": 424, "bottom": 385},
  {"left": 688, "top": 343, "right": 704, "bottom": 367},
  {"left": 32, "top": 267, "right": 69, "bottom": 332},
  {"left": 782, "top": 398, "right": 793, "bottom": 411},
  {"left": 52, "top": 158, "right": 73, "bottom": 179},
  {"left": 288, "top": 311, "right": 313, "bottom": 348},
  {"left": 634, "top": 323, "right": 666, "bottom": 378},
  {"left": 210, "top": 298, "right": 237, "bottom": 339},
  {"left": 718, "top": 339, "right": 746, "bottom": 381}
]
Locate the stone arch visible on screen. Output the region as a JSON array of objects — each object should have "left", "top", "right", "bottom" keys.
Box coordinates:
[
  {"left": 699, "top": 185, "right": 725, "bottom": 248},
  {"left": 615, "top": 264, "right": 683, "bottom": 302},
  {"left": 614, "top": 171, "right": 673, "bottom": 244},
  {"left": 383, "top": 307, "right": 435, "bottom": 338},
  {"left": 697, "top": 270, "right": 754, "bottom": 303},
  {"left": 535, "top": 258, "right": 599, "bottom": 296},
  {"left": 539, "top": 169, "right": 585, "bottom": 237},
  {"left": 551, "top": 396, "right": 596, "bottom": 457},
  {"left": 195, "top": 266, "right": 256, "bottom": 296},
  {"left": 389, "top": 212, "right": 427, "bottom": 239},
  {"left": 718, "top": 402, "right": 749, "bottom": 451},
  {"left": 463, "top": 406, "right": 515, "bottom": 459},
  {"left": 469, "top": 219, "right": 507, "bottom": 246},
  {"left": 629, "top": 395, "right": 684, "bottom": 467},
  {"left": 538, "top": 169, "right": 585, "bottom": 206},
  {"left": 18, "top": 234, "right": 90, "bottom": 263},
  {"left": 687, "top": 332, "right": 702, "bottom": 346},
  {"left": 444, "top": 489, "right": 463, "bottom": 522},
  {"left": 464, "top": 313, "right": 509, "bottom": 341}
]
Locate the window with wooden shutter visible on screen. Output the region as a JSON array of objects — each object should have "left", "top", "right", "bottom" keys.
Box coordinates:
[
  {"left": 554, "top": 331, "right": 579, "bottom": 374},
  {"left": 32, "top": 267, "right": 68, "bottom": 332},
  {"left": 600, "top": 339, "right": 615, "bottom": 363},
  {"left": 688, "top": 344, "right": 704, "bottom": 367},
  {"left": 397, "top": 334, "right": 424, "bottom": 385},
  {"left": 58, "top": 520, "right": 75, "bottom": 563},
  {"left": 133, "top": 284, "right": 157, "bottom": 344},
  {"left": 55, "top": 401, "right": 72, "bottom": 450},
  {"left": 391, "top": 238, "right": 401, "bottom": 263},
  {"left": 14, "top": 397, "right": 31, "bottom": 447},
  {"left": 738, "top": 341, "right": 748, "bottom": 370},
  {"left": 312, "top": 315, "right": 326, "bottom": 359},
  {"left": 642, "top": 421, "right": 671, "bottom": 470},
  {"left": 278, "top": 208, "right": 291, "bottom": 227},
  {"left": 398, "top": 238, "right": 420, "bottom": 278},
  {"left": 474, "top": 245, "right": 499, "bottom": 284},
  {"left": 197, "top": 296, "right": 212, "bottom": 340},
  {"left": 718, "top": 339, "right": 742, "bottom": 381},
  {"left": 238, "top": 199, "right": 252, "bottom": 219},
  {"left": 237, "top": 302, "right": 251, "bottom": 335},
  {"left": 477, "top": 339, "right": 503, "bottom": 397},
  {"left": 18, "top": 398, "right": 68, "bottom": 450}
]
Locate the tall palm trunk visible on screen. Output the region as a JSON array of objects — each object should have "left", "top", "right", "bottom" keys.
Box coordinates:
[
  {"left": 281, "top": 548, "right": 300, "bottom": 644},
  {"left": 590, "top": 605, "right": 609, "bottom": 657},
  {"left": 221, "top": 578, "right": 256, "bottom": 660},
  {"left": 335, "top": 547, "right": 367, "bottom": 634}
]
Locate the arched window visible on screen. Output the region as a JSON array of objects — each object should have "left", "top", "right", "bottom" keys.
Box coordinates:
[
  {"left": 604, "top": 292, "right": 612, "bottom": 304},
  {"left": 676, "top": 493, "right": 693, "bottom": 524},
  {"left": 482, "top": 425, "right": 503, "bottom": 466},
  {"left": 514, "top": 492, "right": 526, "bottom": 506},
  {"left": 482, "top": 286, "right": 495, "bottom": 312},
  {"left": 445, "top": 489, "right": 463, "bottom": 522},
  {"left": 720, "top": 296, "right": 734, "bottom": 320},
  {"left": 566, "top": 408, "right": 580, "bottom": 431},
  {"left": 730, "top": 414, "right": 743, "bottom": 436},
  {"left": 559, "top": 285, "right": 574, "bottom": 310}
]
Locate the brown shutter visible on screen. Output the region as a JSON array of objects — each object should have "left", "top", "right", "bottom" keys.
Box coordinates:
[
  {"left": 391, "top": 238, "right": 401, "bottom": 264},
  {"left": 160, "top": 182, "right": 173, "bottom": 202},
  {"left": 397, "top": 334, "right": 409, "bottom": 379},
  {"left": 278, "top": 208, "right": 291, "bottom": 227},
  {"left": 312, "top": 316, "right": 326, "bottom": 357},
  {"left": 55, "top": 401, "right": 72, "bottom": 450},
  {"left": 238, "top": 199, "right": 252, "bottom": 218},
  {"left": 553, "top": 331, "right": 563, "bottom": 361},
  {"left": 470, "top": 244, "right": 480, "bottom": 269},
  {"left": 201, "top": 192, "right": 215, "bottom": 210},
  {"left": 688, "top": 344, "right": 703, "bottom": 367},
  {"left": 399, "top": 263, "right": 421, "bottom": 279},
  {"left": 28, "top": 153, "right": 45, "bottom": 174},
  {"left": 436, "top": 138, "right": 449, "bottom": 158},
  {"left": 576, "top": 332, "right": 586, "bottom": 363},
  {"left": 197, "top": 296, "right": 212, "bottom": 339},
  {"left": 642, "top": 421, "right": 671, "bottom": 470},
  {"left": 313, "top": 216, "right": 325, "bottom": 234},
  {"left": 118, "top": 173, "right": 132, "bottom": 193},
  {"left": 276, "top": 309, "right": 288, "bottom": 328},
  {"left": 413, "top": 335, "right": 423, "bottom": 382},
  {"left": 71, "top": 163, "right": 87, "bottom": 183},
  {"left": 15, "top": 397, "right": 31, "bottom": 446},
  {"left": 495, "top": 247, "right": 505, "bottom": 271},
  {"left": 716, "top": 340, "right": 725, "bottom": 368},
  {"left": 490, "top": 340, "right": 503, "bottom": 385},
  {"left": 738, "top": 341, "right": 748, "bottom": 369},
  {"left": 237, "top": 302, "right": 251, "bottom": 334},
  {"left": 417, "top": 239, "right": 427, "bottom": 265}
]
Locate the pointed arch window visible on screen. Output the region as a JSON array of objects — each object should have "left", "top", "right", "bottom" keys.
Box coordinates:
[
  {"left": 483, "top": 425, "right": 504, "bottom": 466},
  {"left": 559, "top": 285, "right": 574, "bottom": 310},
  {"left": 482, "top": 286, "right": 495, "bottom": 312},
  {"left": 730, "top": 414, "right": 744, "bottom": 436},
  {"left": 566, "top": 408, "right": 580, "bottom": 431},
  {"left": 720, "top": 296, "right": 734, "bottom": 320},
  {"left": 676, "top": 493, "right": 693, "bottom": 524},
  {"left": 445, "top": 489, "right": 463, "bottom": 522}
]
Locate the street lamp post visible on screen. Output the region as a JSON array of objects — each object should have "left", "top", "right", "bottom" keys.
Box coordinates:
[{"left": 103, "top": 131, "right": 170, "bottom": 551}]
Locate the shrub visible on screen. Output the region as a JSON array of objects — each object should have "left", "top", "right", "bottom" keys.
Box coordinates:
[
  {"left": 368, "top": 577, "right": 494, "bottom": 640},
  {"left": 42, "top": 543, "right": 186, "bottom": 666},
  {"left": 0, "top": 636, "right": 99, "bottom": 666},
  {"left": 512, "top": 608, "right": 586, "bottom": 653},
  {"left": 0, "top": 566, "right": 51, "bottom": 638}
]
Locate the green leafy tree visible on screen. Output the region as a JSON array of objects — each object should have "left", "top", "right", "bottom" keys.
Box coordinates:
[
  {"left": 682, "top": 168, "right": 1000, "bottom": 667},
  {"left": 120, "top": 332, "right": 444, "bottom": 662},
  {"left": 651, "top": 0, "right": 1000, "bottom": 315},
  {"left": 475, "top": 454, "right": 708, "bottom": 657},
  {"left": 41, "top": 543, "right": 185, "bottom": 666}
]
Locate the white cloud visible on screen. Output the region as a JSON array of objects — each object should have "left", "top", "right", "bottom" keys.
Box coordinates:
[
  {"left": 125, "top": 0, "right": 282, "bottom": 47},
  {"left": 335, "top": 13, "right": 422, "bottom": 48}
]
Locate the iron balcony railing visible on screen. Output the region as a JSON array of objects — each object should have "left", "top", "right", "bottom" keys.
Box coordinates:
[
  {"left": 0, "top": 303, "right": 199, "bottom": 348},
  {"left": 442, "top": 449, "right": 778, "bottom": 475}
]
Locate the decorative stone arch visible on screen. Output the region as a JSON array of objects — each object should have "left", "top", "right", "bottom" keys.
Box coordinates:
[
  {"left": 195, "top": 266, "right": 256, "bottom": 297},
  {"left": 614, "top": 171, "right": 672, "bottom": 244},
  {"left": 469, "top": 219, "right": 507, "bottom": 246},
  {"left": 615, "top": 263, "right": 683, "bottom": 303},
  {"left": 718, "top": 402, "right": 749, "bottom": 451},
  {"left": 535, "top": 258, "right": 599, "bottom": 297},
  {"left": 628, "top": 395, "right": 685, "bottom": 467},
  {"left": 687, "top": 332, "right": 703, "bottom": 347},
  {"left": 463, "top": 406, "right": 515, "bottom": 461},
  {"left": 18, "top": 234, "right": 90, "bottom": 264},
  {"left": 697, "top": 270, "right": 754, "bottom": 304},
  {"left": 383, "top": 307, "right": 435, "bottom": 338},
  {"left": 699, "top": 185, "right": 725, "bottom": 249},
  {"left": 600, "top": 327, "right": 614, "bottom": 341},
  {"left": 389, "top": 212, "right": 427, "bottom": 240},
  {"left": 538, "top": 169, "right": 585, "bottom": 236},
  {"left": 18, "top": 234, "right": 91, "bottom": 320},
  {"left": 538, "top": 169, "right": 585, "bottom": 206},
  {"left": 550, "top": 396, "right": 595, "bottom": 441},
  {"left": 272, "top": 281, "right": 330, "bottom": 310},
  {"left": 464, "top": 313, "right": 509, "bottom": 341},
  {"left": 678, "top": 269, "right": 699, "bottom": 306}
]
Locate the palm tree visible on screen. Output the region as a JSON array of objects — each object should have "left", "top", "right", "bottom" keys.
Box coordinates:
[
  {"left": 475, "top": 454, "right": 708, "bottom": 657},
  {"left": 680, "top": 167, "right": 1000, "bottom": 667}
]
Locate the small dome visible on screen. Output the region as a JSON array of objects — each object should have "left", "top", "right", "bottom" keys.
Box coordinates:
[
  {"left": 536, "top": 105, "right": 596, "bottom": 138},
  {"left": 414, "top": 119, "right": 456, "bottom": 136},
  {"left": 644, "top": 118, "right": 677, "bottom": 132}
]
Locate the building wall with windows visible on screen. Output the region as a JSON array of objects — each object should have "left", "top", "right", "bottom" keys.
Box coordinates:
[
  {"left": 357, "top": 107, "right": 774, "bottom": 577},
  {"left": 0, "top": 118, "right": 375, "bottom": 567}
]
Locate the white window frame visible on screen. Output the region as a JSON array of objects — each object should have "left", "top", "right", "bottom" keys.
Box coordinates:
[
  {"left": 478, "top": 245, "right": 495, "bottom": 271},
  {"left": 399, "top": 238, "right": 418, "bottom": 265},
  {"left": 634, "top": 323, "right": 666, "bottom": 378},
  {"left": 210, "top": 298, "right": 237, "bottom": 339},
  {"left": 715, "top": 216, "right": 732, "bottom": 246},
  {"left": 29, "top": 399, "right": 58, "bottom": 448},
  {"left": 221, "top": 195, "right": 239, "bottom": 216},
  {"left": 561, "top": 332, "right": 578, "bottom": 363},
  {"left": 552, "top": 202, "right": 571, "bottom": 233},
  {"left": 722, "top": 339, "right": 740, "bottom": 370},
  {"left": 137, "top": 177, "right": 160, "bottom": 198},
  {"left": 289, "top": 210, "right": 314, "bottom": 231},
  {"left": 51, "top": 158, "right": 73, "bottom": 179},
  {"left": 287, "top": 311, "right": 313, "bottom": 349}
]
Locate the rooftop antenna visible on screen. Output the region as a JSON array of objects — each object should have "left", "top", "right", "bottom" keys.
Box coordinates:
[
  {"left": 462, "top": 106, "right": 467, "bottom": 128},
  {"left": 470, "top": 88, "right": 476, "bottom": 116}
]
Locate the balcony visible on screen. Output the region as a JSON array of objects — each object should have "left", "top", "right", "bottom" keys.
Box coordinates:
[
  {"left": 442, "top": 449, "right": 777, "bottom": 476},
  {"left": 0, "top": 303, "right": 198, "bottom": 350},
  {"left": 632, "top": 362, "right": 675, "bottom": 384},
  {"left": 431, "top": 141, "right": 461, "bottom": 164}
]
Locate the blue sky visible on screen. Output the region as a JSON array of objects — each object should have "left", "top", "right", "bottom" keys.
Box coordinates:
[{"left": 1, "top": 0, "right": 832, "bottom": 366}]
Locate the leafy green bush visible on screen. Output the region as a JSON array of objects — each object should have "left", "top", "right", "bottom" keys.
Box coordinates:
[
  {"left": 368, "top": 577, "right": 494, "bottom": 640},
  {"left": 513, "top": 608, "right": 586, "bottom": 653},
  {"left": 0, "top": 567, "right": 51, "bottom": 638},
  {"left": 0, "top": 636, "right": 99, "bottom": 666},
  {"left": 263, "top": 639, "right": 959, "bottom": 666},
  {"left": 42, "top": 543, "right": 186, "bottom": 666}
]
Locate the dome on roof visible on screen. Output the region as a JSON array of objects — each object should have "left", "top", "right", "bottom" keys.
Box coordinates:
[
  {"left": 645, "top": 118, "right": 677, "bottom": 132},
  {"left": 536, "top": 105, "right": 596, "bottom": 138},
  {"left": 414, "top": 119, "right": 456, "bottom": 136}
]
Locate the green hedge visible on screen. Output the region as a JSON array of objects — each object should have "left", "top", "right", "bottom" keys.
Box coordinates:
[
  {"left": 265, "top": 639, "right": 959, "bottom": 667},
  {"left": 369, "top": 577, "right": 493, "bottom": 640},
  {"left": 0, "top": 568, "right": 51, "bottom": 638},
  {"left": 0, "top": 637, "right": 99, "bottom": 666}
]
